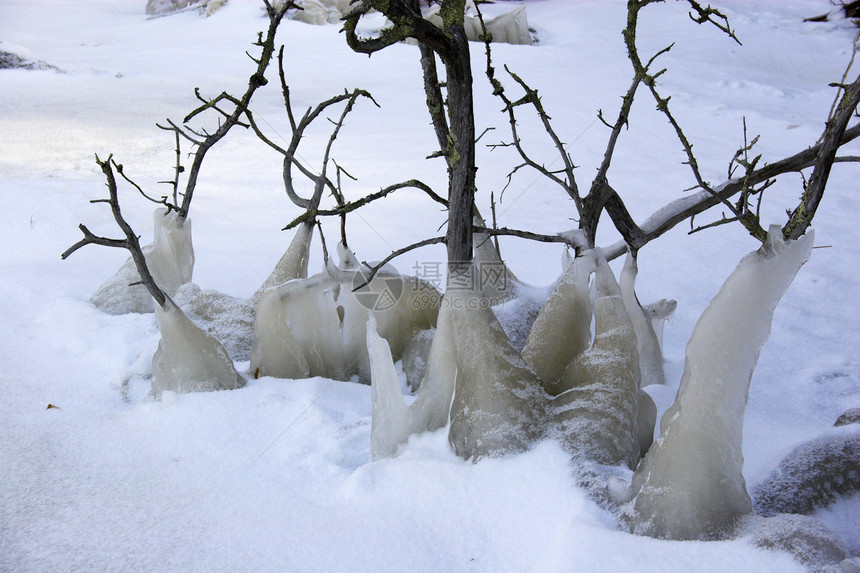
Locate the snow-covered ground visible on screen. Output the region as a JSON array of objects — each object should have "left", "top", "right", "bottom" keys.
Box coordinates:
[{"left": 1, "top": 1, "right": 858, "bottom": 571}]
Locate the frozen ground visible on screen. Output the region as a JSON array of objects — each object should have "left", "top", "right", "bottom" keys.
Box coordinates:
[{"left": 1, "top": 1, "right": 858, "bottom": 571}]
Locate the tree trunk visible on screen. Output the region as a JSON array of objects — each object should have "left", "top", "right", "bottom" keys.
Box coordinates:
[{"left": 441, "top": 28, "right": 476, "bottom": 271}]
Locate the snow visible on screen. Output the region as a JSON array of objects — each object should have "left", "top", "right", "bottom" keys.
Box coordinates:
[{"left": 1, "top": 0, "right": 858, "bottom": 571}]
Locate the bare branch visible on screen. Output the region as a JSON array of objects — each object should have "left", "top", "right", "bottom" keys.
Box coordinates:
[
  {"left": 473, "top": 225, "right": 577, "bottom": 246},
  {"left": 685, "top": 0, "right": 741, "bottom": 44},
  {"left": 171, "top": 1, "right": 294, "bottom": 219},
  {"left": 600, "top": 122, "right": 860, "bottom": 260},
  {"left": 62, "top": 155, "right": 168, "bottom": 307},
  {"left": 784, "top": 72, "right": 860, "bottom": 239},
  {"left": 283, "top": 179, "right": 447, "bottom": 231},
  {"left": 353, "top": 236, "right": 447, "bottom": 290},
  {"left": 112, "top": 161, "right": 175, "bottom": 212}
]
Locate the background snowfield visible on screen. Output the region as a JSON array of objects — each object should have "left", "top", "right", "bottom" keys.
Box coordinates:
[{"left": 1, "top": 1, "right": 858, "bottom": 571}]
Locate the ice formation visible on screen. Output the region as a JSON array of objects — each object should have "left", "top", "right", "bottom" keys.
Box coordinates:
[
  {"left": 472, "top": 215, "right": 520, "bottom": 304},
  {"left": 425, "top": 1, "right": 533, "bottom": 45},
  {"left": 253, "top": 221, "right": 312, "bottom": 301},
  {"left": 367, "top": 309, "right": 456, "bottom": 460},
  {"left": 286, "top": 0, "right": 350, "bottom": 25},
  {"left": 522, "top": 250, "right": 595, "bottom": 395},
  {"left": 551, "top": 253, "right": 642, "bottom": 469},
  {"left": 752, "top": 428, "right": 860, "bottom": 517},
  {"left": 91, "top": 209, "right": 194, "bottom": 314},
  {"left": 643, "top": 298, "right": 677, "bottom": 355},
  {"left": 619, "top": 226, "right": 815, "bottom": 540},
  {"left": 620, "top": 253, "right": 667, "bottom": 386},
  {"left": 250, "top": 265, "right": 439, "bottom": 383},
  {"left": 447, "top": 284, "right": 549, "bottom": 460},
  {"left": 151, "top": 297, "right": 245, "bottom": 396},
  {"left": 174, "top": 283, "right": 256, "bottom": 361},
  {"left": 636, "top": 389, "right": 657, "bottom": 460}
]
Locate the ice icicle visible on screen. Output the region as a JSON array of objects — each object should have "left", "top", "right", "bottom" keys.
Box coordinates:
[
  {"left": 91, "top": 208, "right": 194, "bottom": 314},
  {"left": 447, "top": 283, "right": 548, "bottom": 460},
  {"left": 151, "top": 297, "right": 244, "bottom": 396},
  {"left": 552, "top": 291, "right": 641, "bottom": 468},
  {"left": 254, "top": 221, "right": 313, "bottom": 299},
  {"left": 368, "top": 305, "right": 456, "bottom": 459},
  {"left": 367, "top": 315, "right": 412, "bottom": 459},
  {"left": 522, "top": 250, "right": 595, "bottom": 395},
  {"left": 620, "top": 252, "right": 666, "bottom": 386},
  {"left": 561, "top": 247, "right": 574, "bottom": 272},
  {"left": 622, "top": 226, "right": 814, "bottom": 540}
]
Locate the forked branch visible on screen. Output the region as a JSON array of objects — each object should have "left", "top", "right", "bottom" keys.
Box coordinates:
[{"left": 62, "top": 155, "right": 168, "bottom": 308}]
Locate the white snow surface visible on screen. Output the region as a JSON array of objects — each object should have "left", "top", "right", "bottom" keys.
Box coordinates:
[{"left": 1, "top": 1, "right": 858, "bottom": 571}]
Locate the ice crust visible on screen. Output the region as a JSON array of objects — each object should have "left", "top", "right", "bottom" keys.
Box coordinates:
[
  {"left": 151, "top": 297, "right": 245, "bottom": 396},
  {"left": 621, "top": 227, "right": 815, "bottom": 540},
  {"left": 522, "top": 250, "right": 595, "bottom": 395},
  {"left": 91, "top": 209, "right": 194, "bottom": 314}
]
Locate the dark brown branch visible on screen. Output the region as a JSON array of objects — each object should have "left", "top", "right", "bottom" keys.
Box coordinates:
[
  {"left": 473, "top": 226, "right": 577, "bottom": 246},
  {"left": 479, "top": 13, "right": 581, "bottom": 215},
  {"left": 600, "top": 122, "right": 860, "bottom": 260},
  {"left": 784, "top": 72, "right": 860, "bottom": 239},
  {"left": 419, "top": 40, "right": 451, "bottom": 169},
  {"left": 62, "top": 155, "right": 168, "bottom": 307},
  {"left": 112, "top": 161, "right": 175, "bottom": 212},
  {"left": 353, "top": 236, "right": 448, "bottom": 290},
  {"left": 173, "top": 1, "right": 294, "bottom": 219},
  {"left": 283, "top": 179, "right": 447, "bottom": 231}
]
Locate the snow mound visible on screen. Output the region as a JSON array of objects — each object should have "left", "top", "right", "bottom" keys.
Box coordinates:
[
  {"left": 752, "top": 428, "right": 860, "bottom": 517},
  {"left": 741, "top": 513, "right": 855, "bottom": 573}
]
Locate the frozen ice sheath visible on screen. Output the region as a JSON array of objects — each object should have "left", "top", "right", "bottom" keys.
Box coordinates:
[
  {"left": 151, "top": 297, "right": 245, "bottom": 396},
  {"left": 254, "top": 221, "right": 312, "bottom": 300},
  {"left": 621, "top": 226, "right": 814, "bottom": 540},
  {"left": 91, "top": 209, "right": 194, "bottom": 314},
  {"left": 552, "top": 253, "right": 641, "bottom": 469},
  {"left": 522, "top": 250, "right": 595, "bottom": 395},
  {"left": 447, "top": 284, "right": 549, "bottom": 460},
  {"left": 620, "top": 252, "right": 666, "bottom": 386}
]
